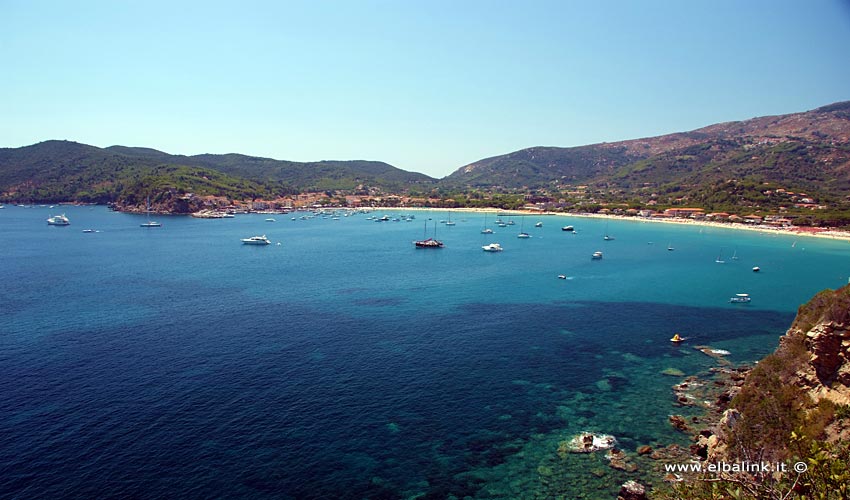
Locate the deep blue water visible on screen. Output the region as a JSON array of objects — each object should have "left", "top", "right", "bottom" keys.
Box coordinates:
[{"left": 1, "top": 206, "right": 848, "bottom": 499}]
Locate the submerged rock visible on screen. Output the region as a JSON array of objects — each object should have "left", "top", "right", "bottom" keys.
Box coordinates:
[
  {"left": 557, "top": 432, "right": 617, "bottom": 455},
  {"left": 617, "top": 480, "right": 648, "bottom": 500}
]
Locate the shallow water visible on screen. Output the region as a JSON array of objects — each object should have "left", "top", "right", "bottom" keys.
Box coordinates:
[{"left": 1, "top": 206, "right": 846, "bottom": 498}]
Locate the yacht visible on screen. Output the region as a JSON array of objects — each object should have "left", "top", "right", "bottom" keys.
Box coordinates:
[
  {"left": 241, "top": 235, "right": 271, "bottom": 245},
  {"left": 481, "top": 228, "right": 494, "bottom": 234},
  {"left": 517, "top": 232, "right": 530, "bottom": 239},
  {"left": 561, "top": 225, "right": 574, "bottom": 232},
  {"left": 140, "top": 196, "right": 161, "bottom": 227},
  {"left": 415, "top": 238, "right": 443, "bottom": 248},
  {"left": 47, "top": 214, "right": 70, "bottom": 225},
  {"left": 730, "top": 293, "right": 751, "bottom": 303},
  {"left": 482, "top": 243, "right": 503, "bottom": 252},
  {"left": 591, "top": 251, "right": 603, "bottom": 260}
]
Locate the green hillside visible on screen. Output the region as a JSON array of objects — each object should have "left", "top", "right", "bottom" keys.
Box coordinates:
[{"left": 0, "top": 140, "right": 435, "bottom": 204}]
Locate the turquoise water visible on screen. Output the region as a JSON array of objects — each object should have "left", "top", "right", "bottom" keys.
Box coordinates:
[{"left": 1, "top": 206, "right": 847, "bottom": 498}]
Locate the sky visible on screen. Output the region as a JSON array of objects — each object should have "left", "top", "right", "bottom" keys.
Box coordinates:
[{"left": 2, "top": 0, "right": 850, "bottom": 178}]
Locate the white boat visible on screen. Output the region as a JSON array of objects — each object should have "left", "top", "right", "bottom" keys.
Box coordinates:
[
  {"left": 752, "top": 266, "right": 760, "bottom": 272},
  {"left": 82, "top": 229, "right": 96, "bottom": 233},
  {"left": 715, "top": 248, "right": 725, "bottom": 264},
  {"left": 517, "top": 217, "right": 530, "bottom": 238},
  {"left": 241, "top": 235, "right": 271, "bottom": 245},
  {"left": 557, "top": 275, "right": 567, "bottom": 279},
  {"left": 591, "top": 251, "right": 603, "bottom": 260},
  {"left": 265, "top": 218, "right": 276, "bottom": 222},
  {"left": 482, "top": 243, "right": 503, "bottom": 252},
  {"left": 481, "top": 213, "right": 493, "bottom": 234},
  {"left": 667, "top": 242, "right": 674, "bottom": 251},
  {"left": 140, "top": 196, "right": 161, "bottom": 227},
  {"left": 561, "top": 225, "right": 574, "bottom": 232},
  {"left": 730, "top": 293, "right": 751, "bottom": 303},
  {"left": 535, "top": 222, "right": 543, "bottom": 227},
  {"left": 47, "top": 214, "right": 70, "bottom": 225}
]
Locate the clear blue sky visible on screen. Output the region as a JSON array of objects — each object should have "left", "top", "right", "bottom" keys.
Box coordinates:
[{"left": 2, "top": 0, "right": 849, "bottom": 178}]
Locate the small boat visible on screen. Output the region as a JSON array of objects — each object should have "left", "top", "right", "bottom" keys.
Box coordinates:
[
  {"left": 241, "top": 235, "right": 271, "bottom": 245},
  {"left": 517, "top": 232, "right": 530, "bottom": 239},
  {"left": 535, "top": 222, "right": 543, "bottom": 228},
  {"left": 731, "top": 249, "right": 739, "bottom": 261},
  {"left": 591, "top": 251, "right": 603, "bottom": 260},
  {"left": 265, "top": 218, "right": 276, "bottom": 222},
  {"left": 730, "top": 293, "right": 751, "bottom": 303},
  {"left": 482, "top": 243, "right": 503, "bottom": 252},
  {"left": 715, "top": 248, "right": 725, "bottom": 264},
  {"left": 667, "top": 242, "right": 674, "bottom": 251},
  {"left": 140, "top": 196, "right": 161, "bottom": 227},
  {"left": 557, "top": 275, "right": 567, "bottom": 280},
  {"left": 481, "top": 213, "right": 493, "bottom": 234},
  {"left": 517, "top": 218, "right": 530, "bottom": 238},
  {"left": 415, "top": 238, "right": 444, "bottom": 248},
  {"left": 670, "top": 333, "right": 684, "bottom": 343},
  {"left": 752, "top": 266, "right": 760, "bottom": 272},
  {"left": 46, "top": 214, "right": 70, "bottom": 225},
  {"left": 561, "top": 225, "right": 574, "bottom": 232},
  {"left": 82, "top": 229, "right": 96, "bottom": 233},
  {"left": 415, "top": 222, "right": 443, "bottom": 248}
]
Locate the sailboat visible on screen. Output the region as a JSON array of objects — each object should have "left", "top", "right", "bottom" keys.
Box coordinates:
[
  {"left": 445, "top": 212, "right": 456, "bottom": 226},
  {"left": 517, "top": 216, "right": 530, "bottom": 238},
  {"left": 140, "top": 196, "right": 162, "bottom": 227},
  {"left": 667, "top": 242, "right": 674, "bottom": 251},
  {"left": 414, "top": 221, "right": 443, "bottom": 248},
  {"left": 731, "top": 249, "right": 739, "bottom": 260},
  {"left": 603, "top": 221, "right": 614, "bottom": 240},
  {"left": 715, "top": 248, "right": 725, "bottom": 264},
  {"left": 481, "top": 213, "right": 493, "bottom": 234}
]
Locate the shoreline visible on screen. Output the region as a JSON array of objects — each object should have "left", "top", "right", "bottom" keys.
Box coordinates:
[{"left": 381, "top": 206, "right": 850, "bottom": 243}]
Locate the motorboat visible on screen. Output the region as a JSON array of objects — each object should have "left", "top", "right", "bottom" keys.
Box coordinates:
[
  {"left": 241, "top": 235, "right": 271, "bottom": 245},
  {"left": 82, "top": 229, "right": 96, "bottom": 233},
  {"left": 535, "top": 222, "right": 543, "bottom": 227},
  {"left": 557, "top": 275, "right": 567, "bottom": 279},
  {"left": 730, "top": 293, "right": 751, "bottom": 303},
  {"left": 482, "top": 243, "right": 503, "bottom": 252},
  {"left": 752, "top": 266, "right": 760, "bottom": 272},
  {"left": 561, "top": 225, "right": 574, "bottom": 232},
  {"left": 47, "top": 214, "right": 70, "bottom": 225},
  {"left": 591, "top": 251, "right": 603, "bottom": 260},
  {"left": 265, "top": 218, "right": 276, "bottom": 222}
]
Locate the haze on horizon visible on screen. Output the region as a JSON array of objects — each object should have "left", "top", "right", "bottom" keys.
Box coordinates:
[{"left": 2, "top": 0, "right": 849, "bottom": 179}]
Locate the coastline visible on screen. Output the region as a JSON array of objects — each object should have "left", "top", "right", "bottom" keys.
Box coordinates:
[{"left": 382, "top": 206, "right": 850, "bottom": 243}]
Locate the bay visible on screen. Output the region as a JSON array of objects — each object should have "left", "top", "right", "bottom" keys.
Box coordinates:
[{"left": 1, "top": 206, "right": 847, "bottom": 499}]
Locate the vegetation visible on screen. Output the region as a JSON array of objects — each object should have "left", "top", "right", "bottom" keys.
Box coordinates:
[
  {"left": 1, "top": 102, "right": 849, "bottom": 221},
  {"left": 655, "top": 285, "right": 850, "bottom": 499}
]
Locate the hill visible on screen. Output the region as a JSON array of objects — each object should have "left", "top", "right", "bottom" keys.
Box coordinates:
[
  {"left": 443, "top": 101, "right": 850, "bottom": 211},
  {"left": 0, "top": 141, "right": 435, "bottom": 205}
]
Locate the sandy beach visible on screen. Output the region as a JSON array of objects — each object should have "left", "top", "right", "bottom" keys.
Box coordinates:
[{"left": 382, "top": 206, "right": 850, "bottom": 243}]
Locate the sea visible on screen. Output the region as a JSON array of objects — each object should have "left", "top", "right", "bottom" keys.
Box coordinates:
[{"left": 2, "top": 205, "right": 848, "bottom": 499}]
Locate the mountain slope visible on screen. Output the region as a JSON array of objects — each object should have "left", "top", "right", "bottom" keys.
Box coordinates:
[
  {"left": 0, "top": 141, "right": 435, "bottom": 203},
  {"left": 443, "top": 102, "right": 850, "bottom": 204}
]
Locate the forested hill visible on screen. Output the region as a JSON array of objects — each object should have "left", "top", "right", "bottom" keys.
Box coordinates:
[
  {"left": 0, "top": 141, "right": 435, "bottom": 203},
  {"left": 442, "top": 101, "right": 850, "bottom": 205}
]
